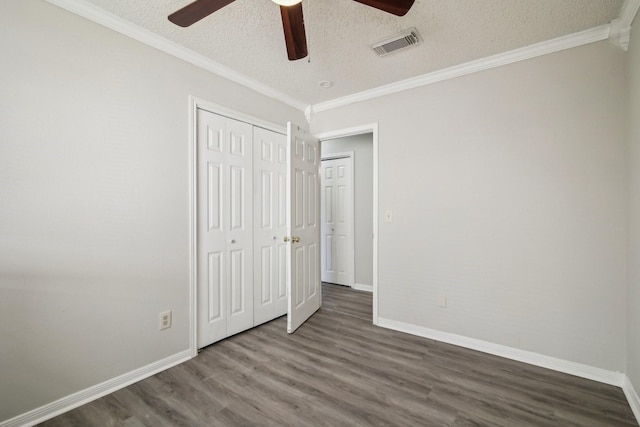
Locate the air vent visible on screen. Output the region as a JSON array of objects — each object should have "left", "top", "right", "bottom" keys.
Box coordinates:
[{"left": 371, "top": 28, "right": 421, "bottom": 56}]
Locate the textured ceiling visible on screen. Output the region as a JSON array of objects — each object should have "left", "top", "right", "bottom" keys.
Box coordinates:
[{"left": 81, "top": 0, "right": 623, "bottom": 105}]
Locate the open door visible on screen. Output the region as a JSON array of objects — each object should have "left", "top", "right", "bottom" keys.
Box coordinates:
[{"left": 286, "top": 122, "right": 321, "bottom": 333}]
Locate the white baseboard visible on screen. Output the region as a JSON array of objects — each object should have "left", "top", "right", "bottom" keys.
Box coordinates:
[
  {"left": 4, "top": 327, "right": 638, "bottom": 427},
  {"left": 377, "top": 317, "right": 626, "bottom": 387},
  {"left": 1, "top": 350, "right": 193, "bottom": 427},
  {"left": 378, "top": 317, "right": 640, "bottom": 424},
  {"left": 351, "top": 283, "right": 373, "bottom": 292},
  {"left": 623, "top": 376, "right": 640, "bottom": 424}
]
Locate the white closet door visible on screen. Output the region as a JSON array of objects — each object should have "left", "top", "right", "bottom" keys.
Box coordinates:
[
  {"left": 253, "top": 127, "right": 288, "bottom": 325},
  {"left": 197, "top": 109, "right": 253, "bottom": 348},
  {"left": 197, "top": 110, "right": 226, "bottom": 347},
  {"left": 225, "top": 118, "right": 254, "bottom": 337}
]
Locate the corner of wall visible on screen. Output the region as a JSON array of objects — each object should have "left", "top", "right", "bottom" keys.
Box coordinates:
[
  {"left": 626, "top": 11, "right": 640, "bottom": 426},
  {"left": 624, "top": 376, "right": 640, "bottom": 424}
]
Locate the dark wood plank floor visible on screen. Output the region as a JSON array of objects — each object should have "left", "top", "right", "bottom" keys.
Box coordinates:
[{"left": 40, "top": 283, "right": 637, "bottom": 426}]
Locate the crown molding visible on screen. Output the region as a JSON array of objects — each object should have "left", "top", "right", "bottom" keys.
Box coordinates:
[
  {"left": 44, "top": 0, "right": 629, "bottom": 118},
  {"left": 45, "top": 0, "right": 308, "bottom": 112},
  {"left": 609, "top": 0, "right": 640, "bottom": 51},
  {"left": 619, "top": 0, "right": 640, "bottom": 26},
  {"left": 311, "top": 24, "right": 612, "bottom": 114},
  {"left": 610, "top": 20, "right": 633, "bottom": 50}
]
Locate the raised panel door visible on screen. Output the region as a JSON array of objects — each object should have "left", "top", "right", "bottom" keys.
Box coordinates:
[
  {"left": 225, "top": 117, "right": 253, "bottom": 337},
  {"left": 197, "top": 110, "right": 253, "bottom": 347},
  {"left": 197, "top": 110, "right": 227, "bottom": 346},
  {"left": 253, "top": 127, "right": 288, "bottom": 325},
  {"left": 286, "top": 123, "right": 321, "bottom": 334},
  {"left": 320, "top": 156, "right": 354, "bottom": 286}
]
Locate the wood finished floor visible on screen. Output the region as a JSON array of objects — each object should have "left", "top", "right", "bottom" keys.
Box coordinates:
[{"left": 40, "top": 283, "right": 637, "bottom": 427}]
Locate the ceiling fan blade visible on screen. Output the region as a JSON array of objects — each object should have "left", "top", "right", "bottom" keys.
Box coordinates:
[
  {"left": 168, "top": 0, "right": 236, "bottom": 27},
  {"left": 352, "top": 0, "right": 415, "bottom": 16},
  {"left": 280, "top": 4, "right": 308, "bottom": 61}
]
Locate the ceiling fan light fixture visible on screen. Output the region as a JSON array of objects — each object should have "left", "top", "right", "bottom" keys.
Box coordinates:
[{"left": 272, "top": 0, "right": 303, "bottom": 6}]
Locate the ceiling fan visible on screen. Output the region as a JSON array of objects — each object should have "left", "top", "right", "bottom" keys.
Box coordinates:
[{"left": 168, "top": 0, "right": 415, "bottom": 61}]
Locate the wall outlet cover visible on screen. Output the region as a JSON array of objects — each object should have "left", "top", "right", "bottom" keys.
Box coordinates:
[
  {"left": 437, "top": 293, "right": 447, "bottom": 308},
  {"left": 159, "top": 310, "right": 172, "bottom": 330}
]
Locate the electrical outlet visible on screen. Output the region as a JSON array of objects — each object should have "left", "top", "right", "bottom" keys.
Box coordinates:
[
  {"left": 159, "top": 310, "right": 172, "bottom": 330},
  {"left": 437, "top": 293, "right": 447, "bottom": 308}
]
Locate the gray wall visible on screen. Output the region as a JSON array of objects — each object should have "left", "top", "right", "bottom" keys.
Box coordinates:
[
  {"left": 628, "top": 23, "right": 640, "bottom": 395},
  {"left": 0, "top": 0, "right": 305, "bottom": 421},
  {"left": 322, "top": 134, "right": 374, "bottom": 288},
  {"left": 311, "top": 41, "right": 628, "bottom": 372},
  {"left": 1, "top": 0, "right": 637, "bottom": 421}
]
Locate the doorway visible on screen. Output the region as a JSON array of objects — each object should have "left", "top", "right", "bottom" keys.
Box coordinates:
[{"left": 316, "top": 124, "right": 379, "bottom": 325}]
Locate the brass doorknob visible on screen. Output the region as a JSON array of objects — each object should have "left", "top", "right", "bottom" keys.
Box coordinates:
[
  {"left": 283, "top": 236, "right": 290, "bottom": 242},
  {"left": 292, "top": 236, "right": 300, "bottom": 243}
]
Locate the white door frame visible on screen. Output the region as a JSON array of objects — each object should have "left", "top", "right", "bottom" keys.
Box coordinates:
[
  {"left": 188, "top": 96, "right": 286, "bottom": 356},
  {"left": 320, "top": 152, "right": 355, "bottom": 287},
  {"left": 314, "top": 123, "right": 379, "bottom": 325}
]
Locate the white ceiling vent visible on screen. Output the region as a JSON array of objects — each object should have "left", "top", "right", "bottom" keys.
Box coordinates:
[{"left": 371, "top": 28, "right": 421, "bottom": 57}]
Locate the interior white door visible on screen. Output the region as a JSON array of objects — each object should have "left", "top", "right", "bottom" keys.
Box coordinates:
[
  {"left": 225, "top": 118, "right": 254, "bottom": 337},
  {"left": 320, "top": 157, "right": 354, "bottom": 286},
  {"left": 286, "top": 122, "right": 321, "bottom": 334},
  {"left": 197, "top": 109, "right": 253, "bottom": 348},
  {"left": 253, "top": 127, "right": 288, "bottom": 325}
]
